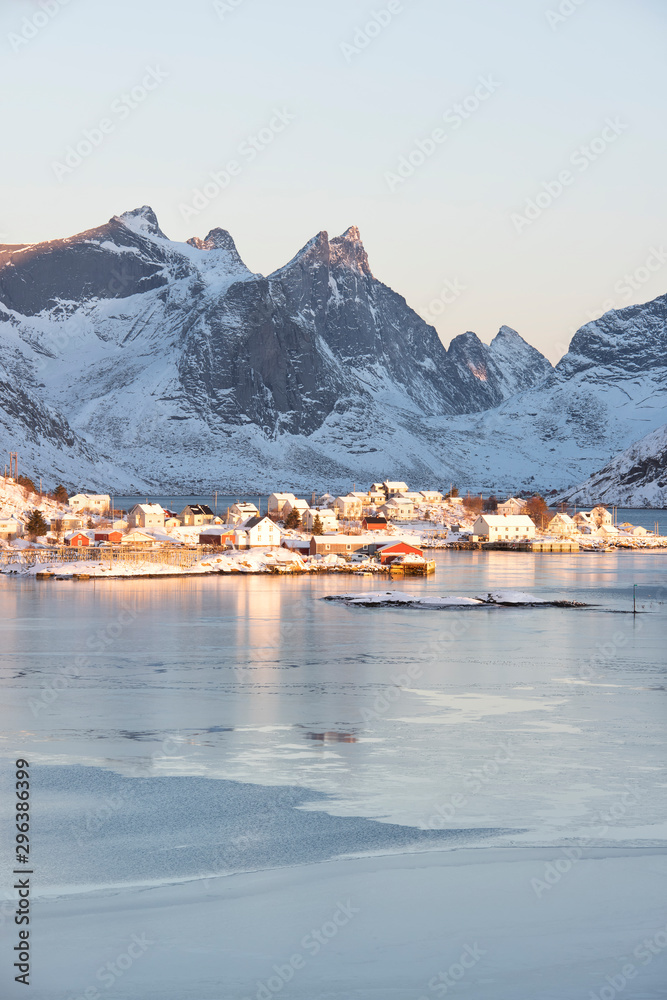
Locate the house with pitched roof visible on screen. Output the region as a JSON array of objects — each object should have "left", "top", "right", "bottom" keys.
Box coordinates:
[
  {"left": 472, "top": 514, "right": 536, "bottom": 541},
  {"left": 178, "top": 504, "right": 217, "bottom": 526},
  {"left": 234, "top": 515, "right": 281, "bottom": 548},
  {"left": 497, "top": 497, "right": 528, "bottom": 516},
  {"left": 128, "top": 503, "right": 165, "bottom": 529}
]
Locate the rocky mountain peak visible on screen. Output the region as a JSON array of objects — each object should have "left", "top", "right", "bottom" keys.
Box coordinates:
[
  {"left": 329, "top": 225, "right": 371, "bottom": 276},
  {"left": 116, "top": 206, "right": 167, "bottom": 240},
  {"left": 186, "top": 227, "right": 248, "bottom": 271},
  {"left": 493, "top": 325, "right": 522, "bottom": 343},
  {"left": 558, "top": 293, "right": 667, "bottom": 377}
]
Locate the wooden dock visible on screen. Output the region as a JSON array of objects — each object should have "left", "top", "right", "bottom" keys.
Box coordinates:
[{"left": 483, "top": 540, "right": 580, "bottom": 553}]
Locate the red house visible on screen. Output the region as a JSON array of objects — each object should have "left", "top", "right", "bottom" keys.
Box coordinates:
[
  {"left": 362, "top": 516, "right": 388, "bottom": 531},
  {"left": 377, "top": 540, "right": 424, "bottom": 564},
  {"left": 66, "top": 531, "right": 90, "bottom": 547},
  {"left": 199, "top": 530, "right": 235, "bottom": 547},
  {"left": 94, "top": 531, "right": 123, "bottom": 544}
]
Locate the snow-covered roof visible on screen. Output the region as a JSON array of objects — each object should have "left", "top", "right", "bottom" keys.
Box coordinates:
[
  {"left": 130, "top": 503, "right": 164, "bottom": 514},
  {"left": 314, "top": 533, "right": 377, "bottom": 543},
  {"left": 180, "top": 504, "right": 214, "bottom": 516},
  {"left": 475, "top": 514, "right": 535, "bottom": 526},
  {"left": 244, "top": 515, "right": 277, "bottom": 528},
  {"left": 69, "top": 493, "right": 110, "bottom": 502},
  {"left": 377, "top": 540, "right": 423, "bottom": 551}
]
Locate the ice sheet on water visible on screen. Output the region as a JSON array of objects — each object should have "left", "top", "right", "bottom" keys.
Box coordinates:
[{"left": 28, "top": 764, "right": 506, "bottom": 892}]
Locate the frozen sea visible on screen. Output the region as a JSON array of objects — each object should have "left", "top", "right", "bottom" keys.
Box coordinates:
[{"left": 1, "top": 550, "right": 666, "bottom": 998}]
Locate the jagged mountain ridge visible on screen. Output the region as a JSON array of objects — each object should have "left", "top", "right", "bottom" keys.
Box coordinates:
[
  {"left": 0, "top": 206, "right": 664, "bottom": 495},
  {"left": 0, "top": 206, "right": 556, "bottom": 489}
]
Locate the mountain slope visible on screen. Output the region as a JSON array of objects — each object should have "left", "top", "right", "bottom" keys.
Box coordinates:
[
  {"left": 0, "top": 207, "right": 664, "bottom": 494},
  {"left": 557, "top": 424, "right": 667, "bottom": 507},
  {"left": 0, "top": 207, "right": 553, "bottom": 490}
]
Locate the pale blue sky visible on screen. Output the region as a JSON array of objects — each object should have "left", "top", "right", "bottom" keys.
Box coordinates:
[{"left": 2, "top": 0, "right": 666, "bottom": 360}]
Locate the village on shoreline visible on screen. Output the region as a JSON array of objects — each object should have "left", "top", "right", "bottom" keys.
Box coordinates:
[{"left": 0, "top": 475, "right": 665, "bottom": 580}]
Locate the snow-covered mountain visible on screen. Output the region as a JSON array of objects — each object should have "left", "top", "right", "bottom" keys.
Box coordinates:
[
  {"left": 0, "top": 206, "right": 664, "bottom": 494},
  {"left": 557, "top": 424, "right": 667, "bottom": 507}
]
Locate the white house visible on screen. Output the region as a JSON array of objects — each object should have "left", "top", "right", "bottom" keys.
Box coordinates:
[
  {"left": 383, "top": 480, "right": 409, "bottom": 497},
  {"left": 0, "top": 516, "right": 24, "bottom": 540},
  {"left": 68, "top": 493, "right": 111, "bottom": 513},
  {"left": 53, "top": 514, "right": 84, "bottom": 532},
  {"left": 379, "top": 498, "right": 414, "bottom": 520},
  {"left": 619, "top": 522, "right": 648, "bottom": 536},
  {"left": 178, "top": 504, "right": 217, "bottom": 526},
  {"left": 229, "top": 502, "right": 260, "bottom": 522},
  {"left": 333, "top": 495, "right": 363, "bottom": 519},
  {"left": 268, "top": 493, "right": 295, "bottom": 515},
  {"left": 472, "top": 514, "right": 536, "bottom": 541},
  {"left": 590, "top": 505, "right": 613, "bottom": 527},
  {"left": 302, "top": 508, "right": 338, "bottom": 532},
  {"left": 420, "top": 490, "right": 443, "bottom": 503},
  {"left": 121, "top": 529, "right": 158, "bottom": 545},
  {"left": 497, "top": 497, "right": 528, "bottom": 516},
  {"left": 548, "top": 513, "right": 577, "bottom": 537},
  {"left": 573, "top": 511, "right": 593, "bottom": 529},
  {"left": 282, "top": 498, "right": 310, "bottom": 520},
  {"left": 127, "top": 503, "right": 165, "bottom": 529},
  {"left": 234, "top": 516, "right": 281, "bottom": 548}
]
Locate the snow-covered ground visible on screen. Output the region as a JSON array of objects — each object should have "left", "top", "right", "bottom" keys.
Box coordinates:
[{"left": 0, "top": 477, "right": 68, "bottom": 522}]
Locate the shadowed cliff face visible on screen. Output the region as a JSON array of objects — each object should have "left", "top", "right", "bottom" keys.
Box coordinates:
[{"left": 177, "top": 225, "right": 553, "bottom": 435}]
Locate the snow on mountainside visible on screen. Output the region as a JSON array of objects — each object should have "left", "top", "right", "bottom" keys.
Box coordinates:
[
  {"left": 0, "top": 206, "right": 664, "bottom": 494},
  {"left": 0, "top": 207, "right": 553, "bottom": 491},
  {"left": 441, "top": 296, "right": 667, "bottom": 492},
  {"left": 557, "top": 424, "right": 667, "bottom": 507}
]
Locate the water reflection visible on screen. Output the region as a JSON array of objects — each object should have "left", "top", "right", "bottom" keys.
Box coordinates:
[{"left": 0, "top": 551, "right": 665, "bottom": 837}]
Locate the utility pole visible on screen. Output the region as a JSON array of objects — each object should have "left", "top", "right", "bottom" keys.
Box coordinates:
[
  {"left": 633, "top": 583, "right": 637, "bottom": 615},
  {"left": 9, "top": 452, "right": 18, "bottom": 480}
]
